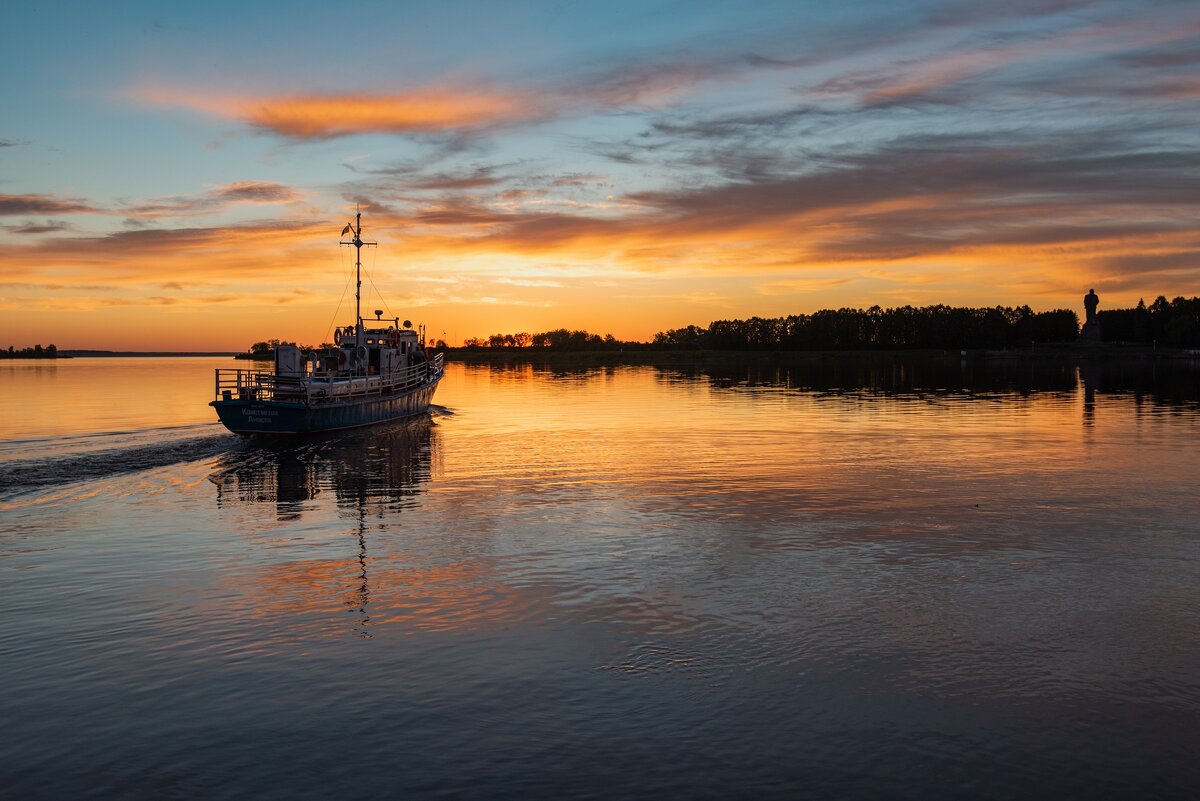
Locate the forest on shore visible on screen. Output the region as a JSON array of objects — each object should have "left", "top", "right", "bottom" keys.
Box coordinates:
[
  {"left": 459, "top": 297, "right": 1200, "bottom": 352},
  {"left": 1, "top": 344, "right": 63, "bottom": 359},
  {"left": 13, "top": 298, "right": 1197, "bottom": 359},
  {"left": 1091, "top": 296, "right": 1200, "bottom": 346}
]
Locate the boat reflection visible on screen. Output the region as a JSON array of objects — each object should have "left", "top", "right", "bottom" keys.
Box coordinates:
[
  {"left": 211, "top": 416, "right": 436, "bottom": 519},
  {"left": 210, "top": 419, "right": 436, "bottom": 637},
  {"left": 206, "top": 418, "right": 476, "bottom": 638}
]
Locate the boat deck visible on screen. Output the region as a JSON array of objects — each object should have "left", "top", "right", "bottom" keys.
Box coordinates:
[{"left": 215, "top": 353, "right": 444, "bottom": 406}]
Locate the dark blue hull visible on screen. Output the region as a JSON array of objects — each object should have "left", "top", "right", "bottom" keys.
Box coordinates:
[{"left": 211, "top": 377, "right": 441, "bottom": 435}]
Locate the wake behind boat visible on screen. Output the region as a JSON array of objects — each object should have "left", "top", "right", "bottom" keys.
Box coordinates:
[{"left": 211, "top": 212, "right": 443, "bottom": 435}]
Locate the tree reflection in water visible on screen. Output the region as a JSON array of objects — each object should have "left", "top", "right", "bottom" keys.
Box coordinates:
[{"left": 651, "top": 356, "right": 1200, "bottom": 427}]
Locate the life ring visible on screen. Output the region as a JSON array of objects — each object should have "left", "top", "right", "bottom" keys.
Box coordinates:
[
  {"left": 334, "top": 328, "right": 342, "bottom": 345},
  {"left": 387, "top": 328, "right": 399, "bottom": 347}
]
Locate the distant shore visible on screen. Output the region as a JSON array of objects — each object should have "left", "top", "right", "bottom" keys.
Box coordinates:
[
  {"left": 11, "top": 345, "right": 1194, "bottom": 364},
  {"left": 57, "top": 351, "right": 239, "bottom": 358},
  {"left": 440, "top": 344, "right": 1200, "bottom": 366},
  {"left": 0, "top": 354, "right": 73, "bottom": 360}
]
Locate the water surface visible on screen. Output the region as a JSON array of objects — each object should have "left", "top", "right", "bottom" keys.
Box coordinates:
[{"left": 1, "top": 356, "right": 1198, "bottom": 799}]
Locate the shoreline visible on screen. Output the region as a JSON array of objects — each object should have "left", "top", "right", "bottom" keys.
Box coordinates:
[
  {"left": 441, "top": 344, "right": 1200, "bottom": 366},
  {"left": 10, "top": 345, "right": 1195, "bottom": 364},
  {"left": 57, "top": 351, "right": 239, "bottom": 358}
]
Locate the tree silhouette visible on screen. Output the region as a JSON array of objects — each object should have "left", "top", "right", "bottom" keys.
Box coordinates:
[{"left": 454, "top": 297, "right": 1199, "bottom": 352}]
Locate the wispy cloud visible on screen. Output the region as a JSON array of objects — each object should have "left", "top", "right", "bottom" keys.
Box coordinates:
[
  {"left": 5, "top": 220, "right": 71, "bottom": 234},
  {"left": 215, "top": 181, "right": 299, "bottom": 203},
  {"left": 124, "top": 180, "right": 301, "bottom": 219},
  {"left": 348, "top": 162, "right": 513, "bottom": 190},
  {"left": 0, "top": 219, "right": 332, "bottom": 286},
  {"left": 0, "top": 193, "right": 97, "bottom": 216},
  {"left": 808, "top": 12, "right": 1200, "bottom": 108}
]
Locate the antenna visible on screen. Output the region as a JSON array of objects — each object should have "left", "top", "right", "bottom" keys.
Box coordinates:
[{"left": 340, "top": 206, "right": 376, "bottom": 345}]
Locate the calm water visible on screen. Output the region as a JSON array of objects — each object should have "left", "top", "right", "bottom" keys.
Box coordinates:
[{"left": 1, "top": 356, "right": 1198, "bottom": 800}]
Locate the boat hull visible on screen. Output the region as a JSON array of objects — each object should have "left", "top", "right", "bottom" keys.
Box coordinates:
[{"left": 211, "top": 376, "right": 441, "bottom": 435}]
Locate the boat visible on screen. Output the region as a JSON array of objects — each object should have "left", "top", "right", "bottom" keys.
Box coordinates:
[{"left": 211, "top": 212, "right": 444, "bottom": 435}]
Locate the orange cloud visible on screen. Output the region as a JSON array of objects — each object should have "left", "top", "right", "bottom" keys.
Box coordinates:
[
  {"left": 128, "top": 60, "right": 738, "bottom": 140},
  {"left": 133, "top": 85, "right": 538, "bottom": 138}
]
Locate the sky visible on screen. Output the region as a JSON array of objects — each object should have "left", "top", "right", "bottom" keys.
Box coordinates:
[{"left": 1, "top": 0, "right": 1198, "bottom": 349}]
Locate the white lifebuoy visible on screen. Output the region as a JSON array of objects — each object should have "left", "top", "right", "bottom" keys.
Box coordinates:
[{"left": 334, "top": 328, "right": 343, "bottom": 345}]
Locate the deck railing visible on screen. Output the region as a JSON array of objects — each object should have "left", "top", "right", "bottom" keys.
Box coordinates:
[{"left": 215, "top": 353, "right": 444, "bottom": 404}]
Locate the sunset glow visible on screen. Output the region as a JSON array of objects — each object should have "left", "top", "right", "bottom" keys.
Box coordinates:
[{"left": 2, "top": 1, "right": 1198, "bottom": 349}]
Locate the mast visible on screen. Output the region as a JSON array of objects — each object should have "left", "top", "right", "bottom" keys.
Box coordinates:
[
  {"left": 341, "top": 209, "right": 375, "bottom": 346},
  {"left": 354, "top": 211, "right": 362, "bottom": 334}
]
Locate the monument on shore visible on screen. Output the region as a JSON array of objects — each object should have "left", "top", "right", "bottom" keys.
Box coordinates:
[{"left": 1079, "top": 288, "right": 1102, "bottom": 345}]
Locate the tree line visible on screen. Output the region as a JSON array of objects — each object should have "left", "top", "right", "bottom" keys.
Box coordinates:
[
  {"left": 2, "top": 344, "right": 60, "bottom": 359},
  {"left": 238, "top": 339, "right": 323, "bottom": 360},
  {"left": 462, "top": 329, "right": 629, "bottom": 350},
  {"left": 460, "top": 304, "right": 1082, "bottom": 352},
  {"left": 460, "top": 298, "right": 1200, "bottom": 351},
  {"left": 654, "top": 305, "right": 1079, "bottom": 350},
  {"left": 1097, "top": 296, "right": 1200, "bottom": 347}
]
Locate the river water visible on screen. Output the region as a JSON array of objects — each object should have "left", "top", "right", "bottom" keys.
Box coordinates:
[{"left": 1, "top": 356, "right": 1198, "bottom": 799}]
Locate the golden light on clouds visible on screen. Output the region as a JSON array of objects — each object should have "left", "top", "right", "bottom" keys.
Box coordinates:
[
  {"left": 3, "top": 187, "right": 1193, "bottom": 351},
  {"left": 132, "top": 84, "right": 538, "bottom": 137}
]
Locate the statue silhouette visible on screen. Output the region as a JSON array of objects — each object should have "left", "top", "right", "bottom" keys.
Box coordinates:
[{"left": 1084, "top": 289, "right": 1099, "bottom": 323}]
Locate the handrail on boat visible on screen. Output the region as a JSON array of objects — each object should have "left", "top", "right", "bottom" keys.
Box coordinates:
[{"left": 214, "top": 353, "right": 444, "bottom": 404}]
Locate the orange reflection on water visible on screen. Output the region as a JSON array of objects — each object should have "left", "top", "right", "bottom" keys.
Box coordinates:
[
  {"left": 0, "top": 356, "right": 237, "bottom": 441},
  {"left": 194, "top": 358, "right": 1200, "bottom": 641},
  {"left": 238, "top": 550, "right": 557, "bottom": 638},
  {"left": 208, "top": 414, "right": 558, "bottom": 637}
]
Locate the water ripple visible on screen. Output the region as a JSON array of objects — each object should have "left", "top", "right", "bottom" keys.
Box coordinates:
[{"left": 0, "top": 430, "right": 239, "bottom": 497}]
